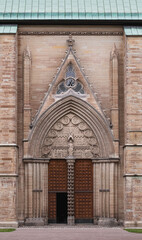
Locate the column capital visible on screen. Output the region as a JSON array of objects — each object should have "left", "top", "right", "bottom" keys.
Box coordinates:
[{"left": 66, "top": 158, "right": 75, "bottom": 164}]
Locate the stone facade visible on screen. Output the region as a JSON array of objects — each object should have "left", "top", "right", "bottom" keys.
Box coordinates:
[
  {"left": 0, "top": 25, "right": 142, "bottom": 227},
  {"left": 124, "top": 36, "right": 142, "bottom": 227},
  {"left": 0, "top": 34, "right": 18, "bottom": 227}
]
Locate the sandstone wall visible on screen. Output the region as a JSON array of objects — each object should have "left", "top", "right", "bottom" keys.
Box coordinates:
[
  {"left": 17, "top": 25, "right": 124, "bottom": 223},
  {"left": 124, "top": 36, "right": 142, "bottom": 227},
  {"left": 0, "top": 25, "right": 125, "bottom": 226},
  {"left": 0, "top": 34, "right": 18, "bottom": 227}
]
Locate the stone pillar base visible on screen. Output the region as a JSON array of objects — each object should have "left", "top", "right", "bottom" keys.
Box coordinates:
[
  {"left": 18, "top": 220, "right": 25, "bottom": 227},
  {"left": 98, "top": 218, "right": 118, "bottom": 227},
  {"left": 124, "top": 221, "right": 142, "bottom": 228},
  {"left": 25, "top": 218, "right": 45, "bottom": 226},
  {"left": 93, "top": 217, "right": 98, "bottom": 225},
  {"left": 67, "top": 216, "right": 75, "bottom": 225},
  {"left": 0, "top": 221, "right": 18, "bottom": 228}
]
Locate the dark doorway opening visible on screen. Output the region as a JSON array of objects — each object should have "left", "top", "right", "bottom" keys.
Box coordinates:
[{"left": 56, "top": 192, "right": 67, "bottom": 223}]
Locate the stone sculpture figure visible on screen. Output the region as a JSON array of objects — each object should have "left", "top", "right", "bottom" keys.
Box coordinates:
[{"left": 68, "top": 134, "right": 74, "bottom": 157}]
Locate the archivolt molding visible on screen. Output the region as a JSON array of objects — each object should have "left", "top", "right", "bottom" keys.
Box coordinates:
[{"left": 27, "top": 96, "right": 115, "bottom": 159}]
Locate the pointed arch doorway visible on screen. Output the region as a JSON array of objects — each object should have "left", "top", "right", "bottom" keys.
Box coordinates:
[
  {"left": 46, "top": 112, "right": 95, "bottom": 224},
  {"left": 25, "top": 96, "right": 116, "bottom": 225},
  {"left": 42, "top": 110, "right": 102, "bottom": 225}
]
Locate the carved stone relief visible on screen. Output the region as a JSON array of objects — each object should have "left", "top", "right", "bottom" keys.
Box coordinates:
[{"left": 41, "top": 113, "right": 100, "bottom": 159}]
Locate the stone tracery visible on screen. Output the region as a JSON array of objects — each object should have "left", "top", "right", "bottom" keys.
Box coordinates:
[{"left": 56, "top": 63, "right": 85, "bottom": 95}]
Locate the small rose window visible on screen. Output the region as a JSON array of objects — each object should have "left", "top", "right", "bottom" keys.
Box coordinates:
[{"left": 57, "top": 63, "right": 84, "bottom": 94}]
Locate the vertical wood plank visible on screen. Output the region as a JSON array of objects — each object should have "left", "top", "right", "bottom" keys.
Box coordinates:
[{"left": 93, "top": 163, "right": 96, "bottom": 221}]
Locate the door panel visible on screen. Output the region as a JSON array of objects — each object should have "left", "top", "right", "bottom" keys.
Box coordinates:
[
  {"left": 48, "top": 193, "right": 56, "bottom": 220},
  {"left": 75, "top": 160, "right": 93, "bottom": 221},
  {"left": 48, "top": 160, "right": 67, "bottom": 223}
]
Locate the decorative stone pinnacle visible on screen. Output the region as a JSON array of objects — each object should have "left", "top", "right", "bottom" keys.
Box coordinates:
[
  {"left": 110, "top": 43, "right": 119, "bottom": 60},
  {"left": 67, "top": 34, "right": 75, "bottom": 47},
  {"left": 24, "top": 46, "right": 31, "bottom": 60}
]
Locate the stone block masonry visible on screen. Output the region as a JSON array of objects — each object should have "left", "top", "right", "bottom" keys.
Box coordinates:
[
  {"left": 0, "top": 34, "right": 18, "bottom": 227},
  {"left": 124, "top": 36, "right": 142, "bottom": 227}
]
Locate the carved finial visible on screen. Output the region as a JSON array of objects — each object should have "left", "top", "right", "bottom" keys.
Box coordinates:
[
  {"left": 24, "top": 47, "right": 31, "bottom": 60},
  {"left": 110, "top": 44, "right": 119, "bottom": 60},
  {"left": 67, "top": 34, "right": 75, "bottom": 47}
]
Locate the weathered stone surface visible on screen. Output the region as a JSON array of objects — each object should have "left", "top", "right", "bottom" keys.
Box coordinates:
[
  {"left": 98, "top": 218, "right": 118, "bottom": 227},
  {"left": 124, "top": 36, "right": 142, "bottom": 227},
  {"left": 0, "top": 25, "right": 141, "bottom": 228},
  {"left": 0, "top": 34, "right": 18, "bottom": 227}
]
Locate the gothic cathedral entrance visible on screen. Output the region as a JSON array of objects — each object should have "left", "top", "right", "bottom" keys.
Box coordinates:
[
  {"left": 24, "top": 96, "right": 117, "bottom": 226},
  {"left": 24, "top": 45, "right": 117, "bottom": 225}
]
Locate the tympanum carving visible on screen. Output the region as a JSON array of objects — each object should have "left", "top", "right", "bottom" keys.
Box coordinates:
[{"left": 41, "top": 113, "right": 100, "bottom": 159}]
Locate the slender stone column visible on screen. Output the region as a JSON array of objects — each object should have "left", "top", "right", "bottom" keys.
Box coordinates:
[
  {"left": 66, "top": 158, "right": 75, "bottom": 225},
  {"left": 24, "top": 159, "right": 49, "bottom": 226},
  {"left": 110, "top": 44, "right": 119, "bottom": 157},
  {"left": 92, "top": 160, "right": 97, "bottom": 225}
]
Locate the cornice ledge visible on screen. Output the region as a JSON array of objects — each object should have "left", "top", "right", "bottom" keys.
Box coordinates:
[
  {"left": 124, "top": 174, "right": 142, "bottom": 177},
  {"left": 123, "top": 144, "right": 142, "bottom": 148},
  {"left": 0, "top": 144, "right": 19, "bottom": 148},
  {"left": 23, "top": 158, "right": 50, "bottom": 163},
  {"left": 0, "top": 174, "right": 18, "bottom": 177},
  {"left": 19, "top": 31, "right": 123, "bottom": 36}
]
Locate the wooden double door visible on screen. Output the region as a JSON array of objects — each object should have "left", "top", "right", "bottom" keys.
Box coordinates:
[{"left": 48, "top": 160, "right": 93, "bottom": 223}]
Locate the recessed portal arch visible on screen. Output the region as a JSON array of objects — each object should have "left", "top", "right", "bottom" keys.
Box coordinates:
[
  {"left": 24, "top": 96, "right": 118, "bottom": 225},
  {"left": 28, "top": 96, "right": 115, "bottom": 159}
]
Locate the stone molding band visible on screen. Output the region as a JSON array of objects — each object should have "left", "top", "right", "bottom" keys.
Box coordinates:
[
  {"left": 0, "top": 222, "right": 18, "bottom": 228},
  {"left": 23, "top": 158, "right": 119, "bottom": 163},
  {"left": 19, "top": 31, "right": 123, "bottom": 36},
  {"left": 0, "top": 144, "right": 18, "bottom": 147},
  {"left": 0, "top": 174, "right": 18, "bottom": 177},
  {"left": 123, "top": 174, "right": 142, "bottom": 177},
  {"left": 92, "top": 160, "right": 119, "bottom": 163},
  {"left": 23, "top": 159, "right": 50, "bottom": 163},
  {"left": 123, "top": 144, "right": 142, "bottom": 148}
]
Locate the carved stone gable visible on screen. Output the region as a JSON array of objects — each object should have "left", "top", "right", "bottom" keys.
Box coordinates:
[
  {"left": 32, "top": 37, "right": 105, "bottom": 124},
  {"left": 41, "top": 114, "right": 100, "bottom": 159}
]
